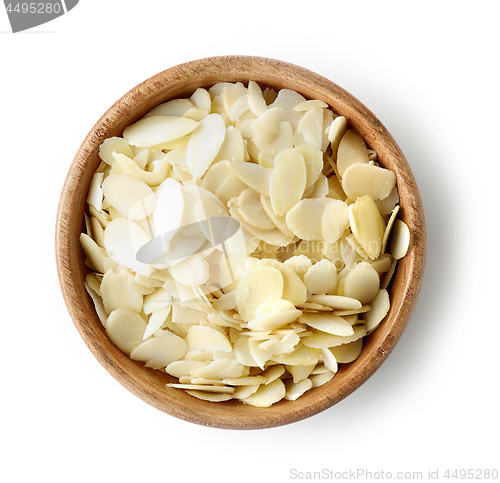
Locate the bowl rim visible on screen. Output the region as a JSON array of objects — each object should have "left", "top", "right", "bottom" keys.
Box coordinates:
[{"left": 55, "top": 55, "right": 426, "bottom": 430}]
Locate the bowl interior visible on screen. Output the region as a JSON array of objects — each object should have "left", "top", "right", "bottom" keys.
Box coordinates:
[{"left": 56, "top": 56, "right": 426, "bottom": 430}]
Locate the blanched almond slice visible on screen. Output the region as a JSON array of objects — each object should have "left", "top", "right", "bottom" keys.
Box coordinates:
[
  {"left": 252, "top": 107, "right": 280, "bottom": 143},
  {"left": 102, "top": 174, "right": 156, "bottom": 221},
  {"left": 310, "top": 371, "right": 335, "bottom": 387},
  {"left": 303, "top": 259, "right": 338, "bottom": 295},
  {"left": 233, "top": 335, "right": 260, "bottom": 367},
  {"left": 80, "top": 233, "right": 107, "bottom": 273},
  {"left": 270, "top": 149, "right": 306, "bottom": 216},
  {"left": 84, "top": 281, "right": 107, "bottom": 326},
  {"left": 248, "top": 307, "right": 302, "bottom": 331},
  {"left": 343, "top": 262, "right": 380, "bottom": 304},
  {"left": 247, "top": 80, "right": 268, "bottom": 117},
  {"left": 253, "top": 121, "right": 294, "bottom": 160},
  {"left": 145, "top": 99, "right": 193, "bottom": 117},
  {"left": 167, "top": 383, "right": 234, "bottom": 394},
  {"left": 286, "top": 364, "right": 316, "bottom": 383},
  {"left": 99, "top": 137, "right": 133, "bottom": 166},
  {"left": 222, "top": 376, "right": 267, "bottom": 386},
  {"left": 130, "top": 331, "right": 187, "bottom": 368},
  {"left": 166, "top": 360, "right": 208, "bottom": 378},
  {"left": 123, "top": 115, "right": 199, "bottom": 148},
  {"left": 273, "top": 343, "right": 321, "bottom": 366},
  {"left": 349, "top": 195, "right": 385, "bottom": 260},
  {"left": 280, "top": 267, "right": 308, "bottom": 306},
  {"left": 228, "top": 159, "right": 272, "bottom": 197},
  {"left": 212, "top": 291, "right": 237, "bottom": 311},
  {"left": 286, "top": 198, "right": 332, "bottom": 241},
  {"left": 382, "top": 205, "right": 400, "bottom": 253},
  {"left": 330, "top": 338, "right": 363, "bottom": 363},
  {"left": 302, "top": 325, "right": 367, "bottom": 348},
  {"left": 241, "top": 378, "right": 285, "bottom": 407},
  {"left": 186, "top": 390, "right": 233, "bottom": 402},
  {"left": 342, "top": 163, "right": 396, "bottom": 201},
  {"left": 238, "top": 188, "right": 276, "bottom": 230},
  {"left": 103, "top": 217, "right": 153, "bottom": 277},
  {"left": 228, "top": 94, "right": 250, "bottom": 122},
  {"left": 294, "top": 100, "right": 328, "bottom": 111},
  {"left": 362, "top": 288, "right": 390, "bottom": 331},
  {"left": 322, "top": 348, "right": 338, "bottom": 373},
  {"left": 283, "top": 255, "right": 313, "bottom": 279},
  {"left": 261, "top": 364, "right": 286, "bottom": 384},
  {"left": 143, "top": 307, "right": 171, "bottom": 339},
  {"left": 248, "top": 338, "right": 272, "bottom": 369},
  {"left": 105, "top": 308, "right": 147, "bottom": 354},
  {"left": 336, "top": 129, "right": 369, "bottom": 177},
  {"left": 214, "top": 125, "right": 245, "bottom": 163},
  {"left": 259, "top": 333, "right": 300, "bottom": 354},
  {"left": 169, "top": 254, "right": 210, "bottom": 287},
  {"left": 190, "top": 359, "right": 246, "bottom": 379},
  {"left": 186, "top": 325, "right": 232, "bottom": 352},
  {"left": 152, "top": 177, "right": 183, "bottom": 241},
  {"left": 171, "top": 303, "right": 207, "bottom": 325},
  {"left": 307, "top": 294, "right": 362, "bottom": 310},
  {"left": 201, "top": 160, "right": 233, "bottom": 194},
  {"left": 284, "top": 378, "right": 313, "bottom": 401},
  {"left": 111, "top": 152, "right": 170, "bottom": 187},
  {"left": 388, "top": 219, "right": 410, "bottom": 260},
  {"left": 327, "top": 116, "right": 347, "bottom": 161},
  {"left": 233, "top": 384, "right": 261, "bottom": 399},
  {"left": 87, "top": 172, "right": 104, "bottom": 210},
  {"left": 260, "top": 195, "right": 295, "bottom": 238},
  {"left": 299, "top": 313, "right": 354, "bottom": 336},
  {"left": 269, "top": 88, "right": 305, "bottom": 130},
  {"left": 294, "top": 143, "right": 323, "bottom": 189},
  {"left": 321, "top": 199, "right": 349, "bottom": 243},
  {"left": 297, "top": 107, "right": 324, "bottom": 150},
  {"left": 186, "top": 113, "right": 226, "bottom": 179},
  {"left": 100, "top": 269, "right": 143, "bottom": 315},
  {"left": 376, "top": 186, "right": 399, "bottom": 215},
  {"left": 190, "top": 88, "right": 212, "bottom": 112}
]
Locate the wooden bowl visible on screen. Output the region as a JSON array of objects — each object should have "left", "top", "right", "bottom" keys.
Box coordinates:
[{"left": 56, "top": 56, "right": 426, "bottom": 430}]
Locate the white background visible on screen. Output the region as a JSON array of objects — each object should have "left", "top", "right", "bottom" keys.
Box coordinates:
[{"left": 1, "top": 1, "right": 498, "bottom": 482}]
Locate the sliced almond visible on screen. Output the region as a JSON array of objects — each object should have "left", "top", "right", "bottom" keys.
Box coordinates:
[
  {"left": 186, "top": 325, "right": 232, "bottom": 352},
  {"left": 342, "top": 163, "right": 396, "bottom": 201},
  {"left": 388, "top": 219, "right": 410, "bottom": 260},
  {"left": 241, "top": 378, "right": 286, "bottom": 407},
  {"left": 105, "top": 308, "right": 147, "bottom": 354},
  {"left": 343, "top": 262, "right": 380, "bottom": 304},
  {"left": 228, "top": 159, "right": 272, "bottom": 197},
  {"left": 299, "top": 313, "right": 354, "bottom": 336},
  {"left": 303, "top": 259, "right": 338, "bottom": 295},
  {"left": 336, "top": 129, "right": 369, "bottom": 177}
]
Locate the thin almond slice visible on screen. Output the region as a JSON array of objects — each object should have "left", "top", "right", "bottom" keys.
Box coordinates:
[
  {"left": 186, "top": 113, "right": 226, "bottom": 179},
  {"left": 190, "top": 88, "right": 212, "bottom": 112},
  {"left": 302, "top": 325, "right": 367, "bottom": 348},
  {"left": 130, "top": 331, "right": 187, "bottom": 368},
  {"left": 303, "top": 259, "right": 338, "bottom": 295},
  {"left": 99, "top": 137, "right": 134, "bottom": 166},
  {"left": 322, "top": 348, "right": 338, "bottom": 373},
  {"left": 260, "top": 195, "right": 295, "bottom": 238},
  {"left": 342, "top": 163, "right": 396, "bottom": 201},
  {"left": 241, "top": 378, "right": 286, "bottom": 407},
  {"left": 376, "top": 186, "right": 400, "bottom": 215},
  {"left": 328, "top": 116, "right": 348, "bottom": 162},
  {"left": 349, "top": 195, "right": 385, "bottom": 260},
  {"left": 102, "top": 174, "right": 155, "bottom": 221},
  {"left": 186, "top": 390, "right": 233, "bottom": 402},
  {"left": 261, "top": 365, "right": 286, "bottom": 384},
  {"left": 299, "top": 313, "right": 354, "bottom": 336},
  {"left": 212, "top": 291, "right": 237, "bottom": 311},
  {"left": 382, "top": 205, "right": 400, "bottom": 253},
  {"left": 105, "top": 308, "right": 147, "bottom": 354},
  {"left": 293, "top": 143, "right": 323, "bottom": 189},
  {"left": 294, "top": 100, "right": 328, "bottom": 111},
  {"left": 297, "top": 107, "right": 324, "bottom": 150},
  {"left": 248, "top": 307, "right": 302, "bottom": 331},
  {"left": 167, "top": 383, "right": 234, "bottom": 394},
  {"left": 238, "top": 188, "right": 276, "bottom": 230},
  {"left": 190, "top": 359, "right": 246, "bottom": 379},
  {"left": 228, "top": 159, "right": 272, "bottom": 197},
  {"left": 259, "top": 333, "right": 300, "bottom": 354},
  {"left": 80, "top": 233, "right": 107, "bottom": 273},
  {"left": 214, "top": 125, "right": 245, "bottom": 163},
  {"left": 286, "top": 364, "right": 316, "bottom": 383},
  {"left": 279, "top": 266, "right": 308, "bottom": 306},
  {"left": 247, "top": 80, "right": 268, "bottom": 117},
  {"left": 123, "top": 115, "right": 199, "bottom": 148},
  {"left": 362, "top": 288, "right": 390, "bottom": 331},
  {"left": 343, "top": 262, "right": 380, "bottom": 304},
  {"left": 103, "top": 217, "right": 153, "bottom": 277},
  {"left": 145, "top": 99, "right": 194, "bottom": 117},
  {"left": 186, "top": 325, "right": 232, "bottom": 352},
  {"left": 252, "top": 107, "right": 280, "bottom": 143},
  {"left": 143, "top": 307, "right": 171, "bottom": 339},
  {"left": 100, "top": 269, "right": 143, "bottom": 315},
  {"left": 87, "top": 172, "right": 104, "bottom": 210},
  {"left": 336, "top": 129, "right": 369, "bottom": 177},
  {"left": 270, "top": 149, "right": 306, "bottom": 216},
  {"left": 273, "top": 343, "right": 321, "bottom": 366},
  {"left": 284, "top": 378, "right": 313, "bottom": 401},
  {"left": 310, "top": 371, "right": 335, "bottom": 387},
  {"left": 321, "top": 199, "right": 349, "bottom": 243},
  {"left": 84, "top": 281, "right": 107, "bottom": 326},
  {"left": 253, "top": 121, "right": 294, "bottom": 160},
  {"left": 388, "top": 219, "right": 410, "bottom": 260},
  {"left": 111, "top": 152, "right": 170, "bottom": 187},
  {"left": 166, "top": 360, "right": 208, "bottom": 378},
  {"left": 269, "top": 88, "right": 305, "bottom": 130},
  {"left": 286, "top": 198, "right": 332, "bottom": 241},
  {"left": 330, "top": 338, "right": 364, "bottom": 363},
  {"left": 306, "top": 294, "right": 362, "bottom": 310},
  {"left": 222, "top": 376, "right": 267, "bottom": 386}
]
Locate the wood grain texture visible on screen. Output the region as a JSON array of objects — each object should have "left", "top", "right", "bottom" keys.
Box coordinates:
[{"left": 55, "top": 56, "right": 426, "bottom": 430}]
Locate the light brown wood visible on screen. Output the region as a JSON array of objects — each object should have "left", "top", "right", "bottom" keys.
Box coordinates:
[{"left": 55, "top": 56, "right": 426, "bottom": 430}]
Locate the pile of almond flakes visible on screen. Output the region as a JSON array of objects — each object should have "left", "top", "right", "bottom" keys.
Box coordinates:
[{"left": 80, "top": 81, "right": 410, "bottom": 407}]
